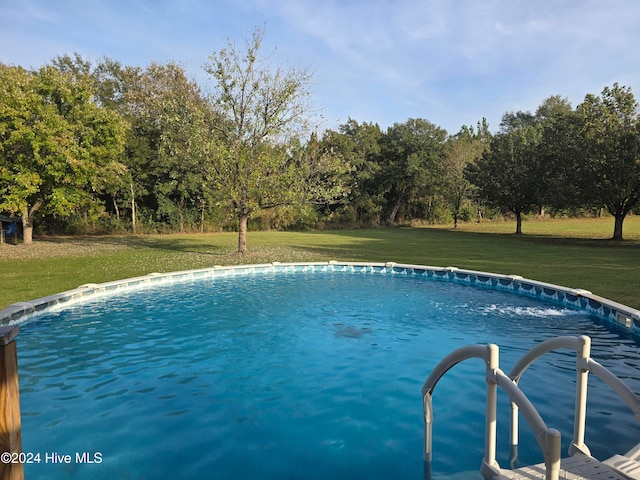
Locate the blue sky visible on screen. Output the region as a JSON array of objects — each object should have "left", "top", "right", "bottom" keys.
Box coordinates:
[{"left": 1, "top": 0, "right": 640, "bottom": 134}]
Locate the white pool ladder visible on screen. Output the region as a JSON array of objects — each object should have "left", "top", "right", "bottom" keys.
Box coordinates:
[{"left": 421, "top": 335, "right": 640, "bottom": 480}]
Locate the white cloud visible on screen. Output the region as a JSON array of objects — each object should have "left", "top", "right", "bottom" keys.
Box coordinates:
[{"left": 1, "top": 0, "right": 639, "bottom": 133}]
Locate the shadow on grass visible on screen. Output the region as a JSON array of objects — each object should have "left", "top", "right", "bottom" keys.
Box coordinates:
[
  {"left": 115, "top": 235, "right": 228, "bottom": 255},
  {"left": 27, "top": 227, "right": 639, "bottom": 263},
  {"left": 32, "top": 234, "right": 230, "bottom": 255},
  {"left": 433, "top": 227, "right": 640, "bottom": 250}
]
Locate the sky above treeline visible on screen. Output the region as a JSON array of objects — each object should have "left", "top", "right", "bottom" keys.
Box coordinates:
[{"left": 2, "top": 0, "right": 640, "bottom": 134}]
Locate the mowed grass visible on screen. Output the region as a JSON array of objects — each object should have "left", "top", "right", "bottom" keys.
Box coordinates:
[{"left": 1, "top": 216, "right": 639, "bottom": 310}]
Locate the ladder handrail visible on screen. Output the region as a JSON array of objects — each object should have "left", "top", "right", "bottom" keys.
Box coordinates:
[
  {"left": 421, "top": 344, "right": 492, "bottom": 398},
  {"left": 508, "top": 335, "right": 591, "bottom": 456},
  {"left": 506, "top": 335, "right": 640, "bottom": 457},
  {"left": 493, "top": 368, "right": 562, "bottom": 480},
  {"left": 422, "top": 345, "right": 497, "bottom": 469},
  {"left": 584, "top": 357, "right": 640, "bottom": 419},
  {"left": 508, "top": 336, "right": 585, "bottom": 383},
  {"left": 422, "top": 343, "right": 561, "bottom": 480},
  {"left": 424, "top": 335, "right": 640, "bottom": 479}
]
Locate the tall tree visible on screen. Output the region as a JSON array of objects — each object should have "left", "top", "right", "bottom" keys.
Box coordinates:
[
  {"left": 442, "top": 119, "right": 490, "bottom": 228},
  {"left": 51, "top": 53, "right": 131, "bottom": 228},
  {"left": 319, "top": 119, "right": 384, "bottom": 225},
  {"left": 203, "top": 27, "right": 323, "bottom": 253},
  {"left": 381, "top": 118, "right": 447, "bottom": 223},
  {"left": 575, "top": 84, "right": 640, "bottom": 240},
  {"left": 532, "top": 95, "right": 575, "bottom": 214},
  {"left": 137, "top": 63, "right": 210, "bottom": 232},
  {"left": 0, "top": 63, "right": 127, "bottom": 243},
  {"left": 95, "top": 59, "right": 213, "bottom": 233},
  {"left": 465, "top": 112, "right": 542, "bottom": 234}
]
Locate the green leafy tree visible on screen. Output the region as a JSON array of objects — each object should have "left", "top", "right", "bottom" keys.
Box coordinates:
[
  {"left": 381, "top": 118, "right": 447, "bottom": 223},
  {"left": 65, "top": 55, "right": 143, "bottom": 230},
  {"left": 0, "top": 63, "right": 127, "bottom": 243},
  {"left": 319, "top": 119, "right": 384, "bottom": 225},
  {"left": 51, "top": 54, "right": 131, "bottom": 229},
  {"left": 442, "top": 120, "right": 490, "bottom": 228},
  {"left": 95, "top": 59, "right": 213, "bottom": 233},
  {"left": 283, "top": 133, "right": 352, "bottom": 214},
  {"left": 465, "top": 112, "right": 542, "bottom": 234},
  {"left": 533, "top": 95, "right": 575, "bottom": 214},
  {"left": 203, "top": 27, "right": 327, "bottom": 253},
  {"left": 575, "top": 84, "right": 640, "bottom": 240},
  {"left": 138, "top": 63, "right": 210, "bottom": 232}
]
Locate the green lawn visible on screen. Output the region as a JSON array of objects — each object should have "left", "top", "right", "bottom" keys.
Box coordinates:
[{"left": 1, "top": 216, "right": 639, "bottom": 310}]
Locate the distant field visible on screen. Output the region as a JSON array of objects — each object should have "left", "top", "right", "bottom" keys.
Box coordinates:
[
  {"left": 431, "top": 215, "right": 640, "bottom": 240},
  {"left": 1, "top": 216, "right": 639, "bottom": 310}
]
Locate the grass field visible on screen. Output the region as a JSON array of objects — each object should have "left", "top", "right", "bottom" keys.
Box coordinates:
[{"left": 1, "top": 216, "right": 639, "bottom": 310}]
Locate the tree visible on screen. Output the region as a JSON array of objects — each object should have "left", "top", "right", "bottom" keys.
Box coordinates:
[
  {"left": 132, "top": 63, "right": 210, "bottom": 232},
  {"left": 284, "top": 132, "right": 352, "bottom": 213},
  {"left": 575, "top": 84, "right": 640, "bottom": 240},
  {"left": 319, "top": 119, "right": 384, "bottom": 225},
  {"left": 51, "top": 53, "right": 131, "bottom": 229},
  {"left": 203, "top": 27, "right": 324, "bottom": 253},
  {"left": 535, "top": 96, "right": 578, "bottom": 214},
  {"left": 381, "top": 118, "right": 447, "bottom": 223},
  {"left": 92, "top": 58, "right": 215, "bottom": 233},
  {"left": 0, "top": 63, "right": 127, "bottom": 243},
  {"left": 465, "top": 112, "right": 542, "bottom": 234},
  {"left": 442, "top": 120, "right": 490, "bottom": 228}
]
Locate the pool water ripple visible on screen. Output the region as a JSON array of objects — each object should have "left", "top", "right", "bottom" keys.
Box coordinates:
[{"left": 16, "top": 271, "right": 640, "bottom": 479}]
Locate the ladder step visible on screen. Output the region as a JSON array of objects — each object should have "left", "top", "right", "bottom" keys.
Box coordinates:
[
  {"left": 603, "top": 454, "right": 640, "bottom": 479},
  {"left": 625, "top": 442, "right": 640, "bottom": 461},
  {"left": 496, "top": 454, "right": 632, "bottom": 479}
]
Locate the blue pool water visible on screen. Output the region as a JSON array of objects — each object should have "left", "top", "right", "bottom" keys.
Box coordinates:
[{"left": 16, "top": 270, "right": 640, "bottom": 479}]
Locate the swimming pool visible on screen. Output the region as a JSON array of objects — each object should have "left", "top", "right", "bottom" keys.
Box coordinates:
[{"left": 4, "top": 262, "right": 640, "bottom": 479}]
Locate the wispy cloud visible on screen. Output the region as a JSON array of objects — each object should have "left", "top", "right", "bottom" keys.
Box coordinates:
[
  {"left": 2, "top": 0, "right": 639, "bottom": 133},
  {"left": 274, "top": 0, "right": 640, "bottom": 129}
]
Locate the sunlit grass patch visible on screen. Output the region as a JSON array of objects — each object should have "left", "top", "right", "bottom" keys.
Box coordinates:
[{"left": 431, "top": 215, "right": 640, "bottom": 242}]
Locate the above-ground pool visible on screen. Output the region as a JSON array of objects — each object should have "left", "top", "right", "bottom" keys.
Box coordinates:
[{"left": 3, "top": 262, "right": 640, "bottom": 479}]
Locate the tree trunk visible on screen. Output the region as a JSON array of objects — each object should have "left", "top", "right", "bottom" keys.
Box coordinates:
[
  {"left": 178, "top": 202, "right": 185, "bottom": 233},
  {"left": 388, "top": 195, "right": 403, "bottom": 224},
  {"left": 538, "top": 205, "right": 545, "bottom": 218},
  {"left": 21, "top": 215, "right": 33, "bottom": 245},
  {"left": 453, "top": 195, "right": 462, "bottom": 229},
  {"left": 200, "top": 201, "right": 205, "bottom": 234},
  {"left": 612, "top": 212, "right": 625, "bottom": 241},
  {"left": 113, "top": 194, "right": 120, "bottom": 220},
  {"left": 237, "top": 213, "right": 248, "bottom": 254},
  {"left": 21, "top": 200, "right": 42, "bottom": 245},
  {"left": 515, "top": 210, "right": 523, "bottom": 235},
  {"left": 130, "top": 182, "right": 137, "bottom": 234}
]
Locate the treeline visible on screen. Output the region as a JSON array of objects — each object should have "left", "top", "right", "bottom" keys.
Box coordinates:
[
  {"left": 1, "top": 38, "right": 639, "bottom": 246},
  {"left": 321, "top": 87, "right": 640, "bottom": 240}
]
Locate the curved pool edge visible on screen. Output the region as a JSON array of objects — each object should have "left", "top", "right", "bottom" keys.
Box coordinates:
[{"left": 2, "top": 261, "right": 639, "bottom": 335}]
